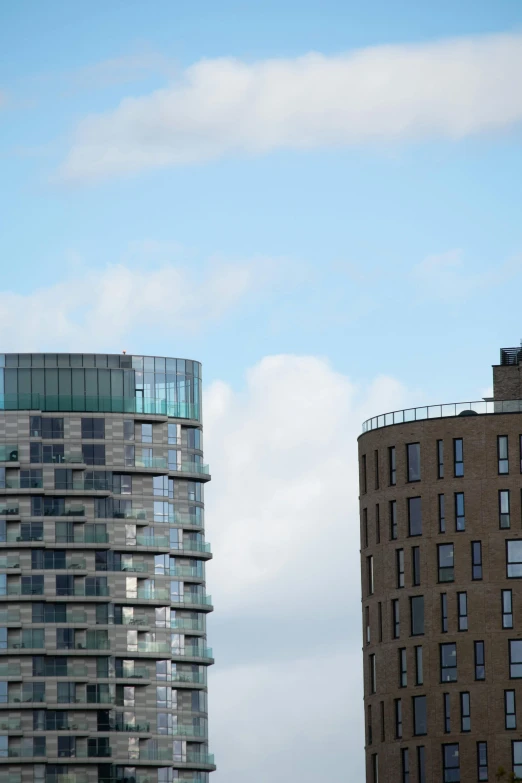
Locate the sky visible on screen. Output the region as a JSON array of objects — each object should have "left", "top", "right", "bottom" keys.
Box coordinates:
[{"left": 2, "top": 1, "right": 522, "bottom": 780}]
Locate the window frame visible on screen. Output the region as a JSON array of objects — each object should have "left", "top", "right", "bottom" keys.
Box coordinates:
[
  {"left": 471, "top": 541, "right": 483, "bottom": 581},
  {"left": 460, "top": 691, "right": 471, "bottom": 732},
  {"left": 437, "top": 439, "right": 444, "bottom": 479},
  {"left": 412, "top": 694, "right": 427, "bottom": 736},
  {"left": 477, "top": 741, "right": 488, "bottom": 782},
  {"left": 443, "top": 692, "right": 451, "bottom": 733},
  {"left": 507, "top": 540, "right": 522, "bottom": 579},
  {"left": 453, "top": 438, "right": 464, "bottom": 477},
  {"left": 410, "top": 595, "right": 424, "bottom": 637},
  {"left": 407, "top": 496, "right": 422, "bottom": 537},
  {"left": 457, "top": 591, "right": 468, "bottom": 632},
  {"left": 401, "top": 747, "right": 409, "bottom": 783},
  {"left": 389, "top": 500, "right": 397, "bottom": 541},
  {"left": 406, "top": 443, "right": 421, "bottom": 483},
  {"left": 474, "top": 641, "right": 485, "bottom": 681},
  {"left": 399, "top": 647, "right": 407, "bottom": 688},
  {"left": 498, "top": 435, "right": 509, "bottom": 475},
  {"left": 412, "top": 546, "right": 421, "bottom": 587},
  {"left": 415, "top": 645, "right": 423, "bottom": 686},
  {"left": 392, "top": 599, "right": 400, "bottom": 639},
  {"left": 503, "top": 589, "right": 514, "bottom": 629},
  {"left": 505, "top": 689, "right": 516, "bottom": 730},
  {"left": 440, "top": 642, "right": 457, "bottom": 683},
  {"left": 394, "top": 698, "right": 403, "bottom": 739},
  {"left": 438, "top": 493, "right": 446, "bottom": 534},
  {"left": 438, "top": 543, "right": 454, "bottom": 583},
  {"left": 454, "top": 492, "right": 465, "bottom": 532},
  {"left": 499, "top": 489, "right": 510, "bottom": 529},
  {"left": 442, "top": 744, "right": 460, "bottom": 783},
  {"left": 396, "top": 549, "right": 405, "bottom": 589},
  {"left": 389, "top": 446, "right": 396, "bottom": 486},
  {"left": 509, "top": 639, "right": 522, "bottom": 679}
]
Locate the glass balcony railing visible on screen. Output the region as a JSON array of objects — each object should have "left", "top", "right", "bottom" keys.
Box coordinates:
[
  {"left": 55, "top": 532, "right": 109, "bottom": 544},
  {"left": 55, "top": 481, "right": 111, "bottom": 492},
  {"left": 136, "top": 588, "right": 170, "bottom": 601},
  {"left": 10, "top": 693, "right": 46, "bottom": 703},
  {"left": 108, "top": 721, "right": 150, "bottom": 733},
  {"left": 0, "top": 557, "right": 20, "bottom": 569},
  {"left": 70, "top": 748, "right": 113, "bottom": 758},
  {"left": 169, "top": 513, "right": 203, "bottom": 527},
  {"left": 175, "top": 541, "right": 211, "bottom": 554},
  {"left": 172, "top": 724, "right": 207, "bottom": 737},
  {"left": 110, "top": 562, "right": 148, "bottom": 573},
  {"left": 0, "top": 663, "right": 20, "bottom": 676},
  {"left": 68, "top": 664, "right": 88, "bottom": 677},
  {"left": 46, "top": 774, "right": 89, "bottom": 783},
  {"left": 172, "top": 646, "right": 213, "bottom": 659},
  {"left": 134, "top": 641, "right": 170, "bottom": 654},
  {"left": 0, "top": 446, "right": 18, "bottom": 462},
  {"left": 185, "top": 754, "right": 215, "bottom": 766},
  {"left": 4, "top": 773, "right": 22, "bottom": 783},
  {"left": 43, "top": 505, "right": 86, "bottom": 517},
  {"left": 0, "top": 718, "right": 21, "bottom": 730},
  {"left": 168, "top": 566, "right": 204, "bottom": 578},
  {"left": 7, "top": 749, "right": 47, "bottom": 758},
  {"left": 170, "top": 617, "right": 205, "bottom": 631},
  {"left": 178, "top": 463, "right": 210, "bottom": 475},
  {"left": 174, "top": 594, "right": 212, "bottom": 607},
  {"left": 135, "top": 535, "right": 169, "bottom": 548},
  {"left": 0, "top": 478, "right": 43, "bottom": 489},
  {"left": 117, "top": 614, "right": 149, "bottom": 626},
  {"left": 54, "top": 585, "right": 109, "bottom": 597},
  {"left": 0, "top": 610, "right": 20, "bottom": 623},
  {"left": 116, "top": 666, "right": 149, "bottom": 679},
  {"left": 67, "top": 611, "right": 87, "bottom": 623},
  {"left": 166, "top": 671, "right": 206, "bottom": 685},
  {"left": 0, "top": 394, "right": 199, "bottom": 421},
  {"left": 136, "top": 749, "right": 172, "bottom": 761},
  {"left": 134, "top": 457, "right": 168, "bottom": 470},
  {"left": 33, "top": 719, "right": 89, "bottom": 732},
  {"left": 0, "top": 505, "right": 19, "bottom": 516}
]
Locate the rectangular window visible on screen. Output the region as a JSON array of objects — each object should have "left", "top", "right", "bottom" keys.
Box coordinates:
[
  {"left": 441, "top": 593, "right": 448, "bottom": 633},
  {"left": 410, "top": 596, "right": 424, "bottom": 636},
  {"left": 507, "top": 540, "right": 522, "bottom": 578},
  {"left": 413, "top": 695, "right": 427, "bottom": 736},
  {"left": 372, "top": 754, "right": 378, "bottom": 783},
  {"left": 392, "top": 599, "right": 400, "bottom": 639},
  {"left": 443, "top": 693, "right": 451, "bottom": 733},
  {"left": 399, "top": 647, "right": 407, "bottom": 687},
  {"left": 365, "top": 606, "right": 370, "bottom": 645},
  {"left": 443, "top": 744, "right": 460, "bottom": 783},
  {"left": 389, "top": 446, "right": 396, "bottom": 486},
  {"left": 378, "top": 602, "right": 383, "bottom": 642},
  {"left": 408, "top": 496, "right": 422, "bottom": 537},
  {"left": 394, "top": 698, "right": 402, "bottom": 738},
  {"left": 438, "top": 494, "right": 446, "bottom": 533},
  {"left": 397, "top": 549, "right": 405, "bottom": 588},
  {"left": 412, "top": 546, "right": 420, "bottom": 586},
  {"left": 369, "top": 654, "right": 376, "bottom": 694},
  {"left": 514, "top": 741, "right": 522, "bottom": 780},
  {"left": 455, "top": 492, "right": 465, "bottom": 531},
  {"left": 374, "top": 450, "right": 379, "bottom": 490},
  {"left": 460, "top": 691, "right": 471, "bottom": 732},
  {"left": 367, "top": 556, "right": 374, "bottom": 595},
  {"left": 82, "top": 444, "right": 105, "bottom": 466},
  {"left": 454, "top": 438, "right": 464, "bottom": 477},
  {"left": 498, "top": 435, "right": 509, "bottom": 474},
  {"left": 123, "top": 420, "right": 134, "bottom": 441},
  {"left": 499, "top": 490, "right": 510, "bottom": 528},
  {"left": 407, "top": 443, "right": 420, "bottom": 482},
  {"left": 472, "top": 541, "right": 483, "bottom": 580},
  {"left": 415, "top": 645, "right": 423, "bottom": 685},
  {"left": 401, "top": 748, "right": 409, "bottom": 783},
  {"left": 505, "top": 690, "right": 516, "bottom": 729},
  {"left": 477, "top": 741, "right": 488, "bottom": 782},
  {"left": 390, "top": 500, "right": 397, "bottom": 540},
  {"left": 510, "top": 640, "right": 522, "bottom": 678},
  {"left": 503, "top": 590, "right": 514, "bottom": 629},
  {"left": 81, "top": 418, "right": 105, "bottom": 439},
  {"left": 363, "top": 508, "right": 368, "bottom": 548},
  {"left": 367, "top": 704, "right": 372, "bottom": 745},
  {"left": 375, "top": 504, "right": 380, "bottom": 545},
  {"left": 437, "top": 439, "right": 444, "bottom": 479},
  {"left": 438, "top": 543, "right": 454, "bottom": 582},
  {"left": 474, "top": 641, "right": 485, "bottom": 680},
  {"left": 380, "top": 701, "right": 385, "bottom": 741},
  {"left": 457, "top": 592, "right": 468, "bottom": 631},
  {"left": 440, "top": 642, "right": 457, "bottom": 682},
  {"left": 361, "top": 455, "right": 367, "bottom": 494},
  {"left": 417, "top": 746, "right": 426, "bottom": 783}
]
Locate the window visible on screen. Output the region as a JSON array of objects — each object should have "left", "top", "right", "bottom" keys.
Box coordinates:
[
  {"left": 507, "top": 540, "right": 522, "bottom": 578},
  {"left": 389, "top": 446, "right": 396, "bottom": 486},
  {"left": 477, "top": 742, "right": 488, "bottom": 782},
  {"left": 375, "top": 504, "right": 380, "bottom": 544},
  {"left": 472, "top": 541, "right": 483, "bottom": 580},
  {"left": 453, "top": 438, "right": 464, "bottom": 477},
  {"left": 505, "top": 690, "right": 516, "bottom": 729},
  {"left": 417, "top": 746, "right": 426, "bottom": 783},
  {"left": 369, "top": 654, "right": 376, "bottom": 693},
  {"left": 367, "top": 704, "right": 372, "bottom": 745},
  {"left": 399, "top": 647, "right": 407, "bottom": 687},
  {"left": 168, "top": 423, "right": 180, "bottom": 445},
  {"left": 394, "top": 698, "right": 402, "bottom": 738},
  {"left": 365, "top": 606, "right": 371, "bottom": 645},
  {"left": 374, "top": 450, "right": 379, "bottom": 490},
  {"left": 455, "top": 493, "right": 465, "bottom": 531},
  {"left": 363, "top": 509, "right": 368, "bottom": 548},
  {"left": 410, "top": 596, "right": 424, "bottom": 636},
  {"left": 443, "top": 693, "right": 451, "bottom": 733},
  {"left": 413, "top": 695, "right": 427, "bottom": 736},
  {"left": 441, "top": 593, "right": 448, "bottom": 633},
  {"left": 378, "top": 602, "right": 383, "bottom": 642},
  {"left": 437, "top": 439, "right": 444, "bottom": 478},
  {"left": 438, "top": 544, "right": 454, "bottom": 582},
  {"left": 511, "top": 640, "right": 522, "bottom": 677},
  {"left": 412, "top": 546, "right": 420, "bottom": 586},
  {"left": 81, "top": 418, "right": 105, "bottom": 439},
  {"left": 123, "top": 420, "right": 134, "bottom": 441},
  {"left": 30, "top": 416, "right": 64, "bottom": 438},
  {"left": 361, "top": 455, "right": 367, "bottom": 494},
  {"left": 407, "top": 443, "right": 420, "bottom": 482},
  {"left": 474, "top": 641, "right": 485, "bottom": 680},
  {"left": 514, "top": 742, "right": 522, "bottom": 780},
  {"left": 440, "top": 643, "right": 457, "bottom": 682},
  {"left": 141, "top": 423, "right": 153, "bottom": 443},
  {"left": 396, "top": 549, "right": 405, "bottom": 588},
  {"left": 372, "top": 754, "right": 378, "bottom": 783},
  {"left": 82, "top": 444, "right": 105, "bottom": 465},
  {"left": 408, "top": 497, "right": 422, "bottom": 537},
  {"left": 499, "top": 490, "right": 510, "bottom": 528},
  {"left": 401, "top": 748, "right": 409, "bottom": 783},
  {"left": 438, "top": 493, "right": 446, "bottom": 533},
  {"left": 390, "top": 500, "right": 397, "bottom": 540},
  {"left": 367, "top": 556, "right": 374, "bottom": 595},
  {"left": 392, "top": 599, "right": 400, "bottom": 638},
  {"left": 503, "top": 590, "right": 514, "bottom": 629},
  {"left": 380, "top": 701, "right": 385, "bottom": 741},
  {"left": 460, "top": 691, "right": 470, "bottom": 731},
  {"left": 415, "top": 646, "right": 423, "bottom": 685},
  {"left": 498, "top": 435, "right": 509, "bottom": 474},
  {"left": 443, "top": 744, "right": 460, "bottom": 783},
  {"left": 457, "top": 592, "right": 468, "bottom": 631}
]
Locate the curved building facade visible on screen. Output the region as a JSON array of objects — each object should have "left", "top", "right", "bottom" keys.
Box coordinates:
[
  {"left": 359, "top": 348, "right": 522, "bottom": 783},
  {"left": 0, "top": 353, "right": 214, "bottom": 783}
]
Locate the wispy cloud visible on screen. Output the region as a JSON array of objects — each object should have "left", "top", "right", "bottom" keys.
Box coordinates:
[{"left": 58, "top": 32, "right": 522, "bottom": 181}]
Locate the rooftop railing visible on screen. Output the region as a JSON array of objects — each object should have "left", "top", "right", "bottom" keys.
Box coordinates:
[
  {"left": 0, "top": 394, "right": 199, "bottom": 420},
  {"left": 362, "top": 398, "right": 522, "bottom": 434}
]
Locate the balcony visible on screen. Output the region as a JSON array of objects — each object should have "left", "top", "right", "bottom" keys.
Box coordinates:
[
  {"left": 134, "top": 457, "right": 167, "bottom": 470},
  {"left": 0, "top": 611, "right": 20, "bottom": 623},
  {"left": 51, "top": 640, "right": 110, "bottom": 651},
  {"left": 0, "top": 557, "right": 19, "bottom": 569},
  {"left": 172, "top": 724, "right": 207, "bottom": 738},
  {"left": 55, "top": 532, "right": 109, "bottom": 544},
  {"left": 135, "top": 536, "right": 169, "bottom": 548},
  {"left": 178, "top": 463, "right": 210, "bottom": 476},
  {"left": 170, "top": 617, "right": 204, "bottom": 631},
  {"left": 34, "top": 558, "right": 87, "bottom": 570},
  {"left": 0, "top": 719, "right": 21, "bottom": 731},
  {"left": 6, "top": 749, "right": 46, "bottom": 758},
  {"left": 174, "top": 594, "right": 212, "bottom": 608},
  {"left": 0, "top": 505, "right": 19, "bottom": 516},
  {"left": 33, "top": 720, "right": 89, "bottom": 732},
  {"left": 136, "top": 588, "right": 170, "bottom": 601},
  {"left": 170, "top": 513, "right": 203, "bottom": 528},
  {"left": 55, "top": 586, "right": 109, "bottom": 598},
  {"left": 9, "top": 693, "right": 46, "bottom": 703},
  {"left": 167, "top": 671, "right": 206, "bottom": 685},
  {"left": 0, "top": 478, "right": 43, "bottom": 490},
  {"left": 117, "top": 614, "right": 148, "bottom": 626},
  {"left": 46, "top": 775, "right": 89, "bottom": 783},
  {"left": 107, "top": 722, "right": 150, "bottom": 733},
  {"left": 56, "top": 481, "right": 111, "bottom": 492},
  {"left": 173, "top": 646, "right": 212, "bottom": 660},
  {"left": 109, "top": 562, "right": 148, "bottom": 573},
  {"left": 168, "top": 566, "right": 204, "bottom": 578},
  {"left": 0, "top": 663, "right": 20, "bottom": 676},
  {"left": 6, "top": 532, "right": 42, "bottom": 543},
  {"left": 44, "top": 505, "right": 85, "bottom": 517},
  {"left": 115, "top": 666, "right": 149, "bottom": 679},
  {"left": 0, "top": 446, "right": 18, "bottom": 462},
  {"left": 67, "top": 611, "right": 88, "bottom": 623},
  {"left": 175, "top": 541, "right": 211, "bottom": 554},
  {"left": 134, "top": 641, "right": 170, "bottom": 654},
  {"left": 68, "top": 664, "right": 88, "bottom": 677}
]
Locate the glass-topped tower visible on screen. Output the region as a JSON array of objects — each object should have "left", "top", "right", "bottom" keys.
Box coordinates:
[{"left": 0, "top": 353, "right": 214, "bottom": 783}]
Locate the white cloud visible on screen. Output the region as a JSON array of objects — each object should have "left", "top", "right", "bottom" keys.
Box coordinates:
[
  {"left": 59, "top": 32, "right": 522, "bottom": 181},
  {"left": 0, "top": 256, "right": 274, "bottom": 351},
  {"left": 202, "top": 355, "right": 415, "bottom": 780}
]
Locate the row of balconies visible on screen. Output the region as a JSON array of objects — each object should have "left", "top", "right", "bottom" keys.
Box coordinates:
[
  {"left": 0, "top": 531, "right": 211, "bottom": 553},
  {"left": 4, "top": 776, "right": 207, "bottom": 783},
  {"left": 2, "top": 748, "right": 214, "bottom": 764},
  {"left": 0, "top": 506, "right": 204, "bottom": 525},
  {"left": 0, "top": 585, "right": 212, "bottom": 606},
  {"left": 0, "top": 609, "right": 205, "bottom": 631},
  {"left": 0, "top": 640, "right": 213, "bottom": 657},
  {"left": 0, "top": 663, "right": 207, "bottom": 683},
  {"left": 0, "top": 721, "right": 208, "bottom": 737},
  {"left": 0, "top": 558, "right": 205, "bottom": 579}
]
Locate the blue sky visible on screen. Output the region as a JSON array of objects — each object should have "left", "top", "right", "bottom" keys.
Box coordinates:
[{"left": 2, "top": 2, "right": 522, "bottom": 780}]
